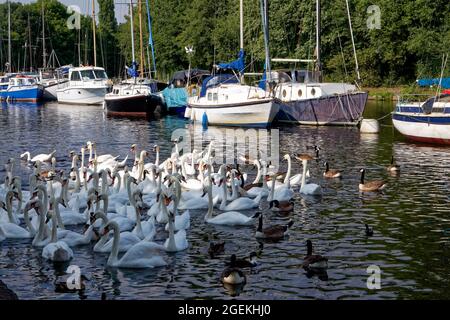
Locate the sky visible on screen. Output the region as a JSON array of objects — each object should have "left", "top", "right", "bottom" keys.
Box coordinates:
[{"left": 0, "top": 0, "right": 129, "bottom": 23}]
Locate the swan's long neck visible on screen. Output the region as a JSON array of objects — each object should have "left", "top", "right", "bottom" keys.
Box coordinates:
[
  {"left": 230, "top": 172, "right": 238, "bottom": 200},
  {"left": 81, "top": 148, "right": 85, "bottom": 170},
  {"left": 204, "top": 165, "right": 214, "bottom": 220},
  {"left": 37, "top": 186, "right": 48, "bottom": 215},
  {"left": 54, "top": 198, "right": 65, "bottom": 230},
  {"left": 5, "top": 192, "right": 15, "bottom": 224},
  {"left": 220, "top": 176, "right": 228, "bottom": 210},
  {"left": 23, "top": 204, "right": 35, "bottom": 235},
  {"left": 134, "top": 203, "right": 142, "bottom": 236},
  {"left": 33, "top": 202, "right": 46, "bottom": 246},
  {"left": 50, "top": 210, "right": 58, "bottom": 243},
  {"left": 102, "top": 194, "right": 109, "bottom": 213},
  {"left": 180, "top": 156, "right": 187, "bottom": 178},
  {"left": 107, "top": 223, "right": 120, "bottom": 266},
  {"left": 252, "top": 160, "right": 262, "bottom": 184},
  {"left": 155, "top": 148, "right": 159, "bottom": 167},
  {"left": 164, "top": 200, "right": 176, "bottom": 251},
  {"left": 300, "top": 160, "right": 308, "bottom": 189},
  {"left": 74, "top": 165, "right": 81, "bottom": 193},
  {"left": 114, "top": 172, "right": 121, "bottom": 193},
  {"left": 268, "top": 175, "right": 276, "bottom": 202},
  {"left": 284, "top": 155, "right": 292, "bottom": 186}
]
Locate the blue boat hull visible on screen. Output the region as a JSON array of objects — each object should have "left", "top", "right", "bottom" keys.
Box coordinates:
[{"left": 0, "top": 87, "right": 43, "bottom": 102}]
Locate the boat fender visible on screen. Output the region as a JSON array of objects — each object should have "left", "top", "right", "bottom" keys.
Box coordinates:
[
  {"left": 202, "top": 112, "right": 208, "bottom": 129},
  {"left": 360, "top": 119, "right": 379, "bottom": 134}
]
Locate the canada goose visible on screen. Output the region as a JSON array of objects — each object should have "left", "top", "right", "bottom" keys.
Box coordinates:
[
  {"left": 221, "top": 255, "right": 247, "bottom": 285},
  {"left": 365, "top": 224, "right": 374, "bottom": 236},
  {"left": 269, "top": 199, "right": 294, "bottom": 212},
  {"left": 225, "top": 252, "right": 258, "bottom": 268},
  {"left": 255, "top": 214, "right": 293, "bottom": 240},
  {"left": 54, "top": 274, "right": 88, "bottom": 293},
  {"left": 302, "top": 240, "right": 328, "bottom": 271},
  {"left": 208, "top": 241, "right": 225, "bottom": 258},
  {"left": 359, "top": 169, "right": 386, "bottom": 192},
  {"left": 386, "top": 156, "right": 400, "bottom": 172},
  {"left": 323, "top": 162, "right": 341, "bottom": 178}
]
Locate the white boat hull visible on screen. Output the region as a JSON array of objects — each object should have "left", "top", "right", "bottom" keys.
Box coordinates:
[
  {"left": 56, "top": 87, "right": 107, "bottom": 105},
  {"left": 43, "top": 80, "right": 69, "bottom": 100},
  {"left": 187, "top": 99, "right": 279, "bottom": 127},
  {"left": 392, "top": 114, "right": 450, "bottom": 145}
]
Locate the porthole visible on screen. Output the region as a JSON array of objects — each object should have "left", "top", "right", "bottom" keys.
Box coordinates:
[
  {"left": 298, "top": 89, "right": 302, "bottom": 97},
  {"left": 311, "top": 88, "right": 316, "bottom": 96},
  {"left": 282, "top": 89, "right": 287, "bottom": 98}
]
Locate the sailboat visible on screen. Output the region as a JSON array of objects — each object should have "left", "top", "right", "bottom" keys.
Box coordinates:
[
  {"left": 272, "top": 0, "right": 368, "bottom": 126},
  {"left": 104, "top": 0, "right": 164, "bottom": 117},
  {"left": 185, "top": 0, "right": 279, "bottom": 127}
]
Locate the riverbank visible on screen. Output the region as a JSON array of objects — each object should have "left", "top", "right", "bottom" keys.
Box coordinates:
[
  {"left": 0, "top": 280, "right": 18, "bottom": 300},
  {"left": 364, "top": 86, "right": 436, "bottom": 100}
]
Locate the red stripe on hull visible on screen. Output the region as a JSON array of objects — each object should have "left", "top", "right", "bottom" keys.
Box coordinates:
[{"left": 404, "top": 135, "right": 450, "bottom": 145}]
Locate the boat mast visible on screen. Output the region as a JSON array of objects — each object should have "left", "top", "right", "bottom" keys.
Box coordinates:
[
  {"left": 345, "top": 0, "right": 361, "bottom": 82},
  {"left": 138, "top": 0, "right": 144, "bottom": 78},
  {"left": 145, "top": 0, "right": 156, "bottom": 78},
  {"left": 7, "top": 0, "right": 11, "bottom": 73},
  {"left": 239, "top": 0, "right": 244, "bottom": 83},
  {"left": 130, "top": 0, "right": 136, "bottom": 71},
  {"left": 42, "top": 2, "right": 47, "bottom": 68},
  {"left": 92, "top": 0, "right": 97, "bottom": 66},
  {"left": 260, "top": 0, "right": 271, "bottom": 84},
  {"left": 27, "top": 14, "right": 33, "bottom": 72},
  {"left": 315, "top": 0, "right": 321, "bottom": 82}
]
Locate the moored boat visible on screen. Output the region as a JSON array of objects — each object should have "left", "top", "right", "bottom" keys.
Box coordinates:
[
  {"left": 392, "top": 93, "right": 450, "bottom": 145},
  {"left": 0, "top": 74, "right": 43, "bottom": 102},
  {"left": 39, "top": 66, "right": 70, "bottom": 100}
]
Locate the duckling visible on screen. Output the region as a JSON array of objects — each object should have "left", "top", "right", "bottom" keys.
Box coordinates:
[
  {"left": 302, "top": 240, "right": 328, "bottom": 271},
  {"left": 269, "top": 199, "right": 294, "bottom": 212},
  {"left": 359, "top": 169, "right": 386, "bottom": 192},
  {"left": 221, "top": 255, "right": 247, "bottom": 285},
  {"left": 323, "top": 162, "right": 341, "bottom": 178},
  {"left": 365, "top": 224, "right": 374, "bottom": 236},
  {"left": 255, "top": 214, "right": 294, "bottom": 240},
  {"left": 225, "top": 252, "right": 258, "bottom": 268},
  {"left": 208, "top": 241, "right": 225, "bottom": 258},
  {"left": 386, "top": 156, "right": 400, "bottom": 172}
]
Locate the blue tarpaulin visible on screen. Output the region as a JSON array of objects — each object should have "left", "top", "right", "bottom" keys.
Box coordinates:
[
  {"left": 417, "top": 77, "right": 450, "bottom": 89},
  {"left": 217, "top": 49, "right": 245, "bottom": 74},
  {"left": 126, "top": 61, "right": 139, "bottom": 78},
  {"left": 162, "top": 87, "right": 188, "bottom": 109}
]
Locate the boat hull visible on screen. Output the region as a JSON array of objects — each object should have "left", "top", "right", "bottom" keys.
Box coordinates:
[
  {"left": 275, "top": 91, "right": 368, "bottom": 125},
  {"left": 105, "top": 94, "right": 165, "bottom": 117},
  {"left": 0, "top": 87, "right": 43, "bottom": 102},
  {"left": 56, "top": 87, "right": 107, "bottom": 105},
  {"left": 187, "top": 99, "right": 279, "bottom": 127},
  {"left": 42, "top": 80, "right": 69, "bottom": 100},
  {"left": 392, "top": 113, "right": 450, "bottom": 145}
]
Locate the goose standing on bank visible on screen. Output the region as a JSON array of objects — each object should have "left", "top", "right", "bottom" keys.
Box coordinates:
[{"left": 359, "top": 169, "right": 386, "bottom": 192}]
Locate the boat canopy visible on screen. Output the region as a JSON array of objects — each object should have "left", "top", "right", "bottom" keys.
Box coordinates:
[
  {"left": 217, "top": 49, "right": 245, "bottom": 74},
  {"left": 170, "top": 69, "right": 210, "bottom": 86},
  {"left": 417, "top": 77, "right": 450, "bottom": 89},
  {"left": 200, "top": 74, "right": 239, "bottom": 97}
]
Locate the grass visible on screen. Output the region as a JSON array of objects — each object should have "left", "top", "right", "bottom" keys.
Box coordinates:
[{"left": 364, "top": 86, "right": 436, "bottom": 100}]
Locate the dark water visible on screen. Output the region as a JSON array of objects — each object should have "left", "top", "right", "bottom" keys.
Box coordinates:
[{"left": 0, "top": 100, "right": 449, "bottom": 300}]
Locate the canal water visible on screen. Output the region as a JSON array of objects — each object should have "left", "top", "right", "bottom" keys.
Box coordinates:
[{"left": 0, "top": 100, "right": 448, "bottom": 299}]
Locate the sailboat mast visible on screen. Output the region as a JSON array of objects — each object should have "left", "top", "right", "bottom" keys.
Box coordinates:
[
  {"left": 260, "top": 0, "right": 271, "bottom": 83},
  {"left": 240, "top": 0, "right": 244, "bottom": 50},
  {"left": 316, "top": 0, "right": 321, "bottom": 81},
  {"left": 92, "top": 0, "right": 97, "bottom": 66},
  {"left": 345, "top": 0, "right": 361, "bottom": 82},
  {"left": 42, "top": 2, "right": 46, "bottom": 68},
  {"left": 7, "top": 0, "right": 11, "bottom": 73},
  {"left": 28, "top": 14, "right": 33, "bottom": 71},
  {"left": 138, "top": 0, "right": 144, "bottom": 77},
  {"left": 130, "top": 0, "right": 136, "bottom": 64}
]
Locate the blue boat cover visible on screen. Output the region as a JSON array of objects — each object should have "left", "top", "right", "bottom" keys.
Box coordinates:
[
  {"left": 217, "top": 49, "right": 245, "bottom": 74},
  {"left": 417, "top": 77, "right": 450, "bottom": 89},
  {"left": 199, "top": 74, "right": 239, "bottom": 97},
  {"left": 162, "top": 87, "right": 188, "bottom": 109},
  {"left": 126, "top": 61, "right": 140, "bottom": 78}
]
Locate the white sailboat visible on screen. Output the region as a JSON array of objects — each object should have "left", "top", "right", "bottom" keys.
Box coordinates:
[{"left": 185, "top": 0, "right": 279, "bottom": 127}]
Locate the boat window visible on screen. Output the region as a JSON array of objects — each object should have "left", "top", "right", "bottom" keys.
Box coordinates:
[
  {"left": 311, "top": 88, "right": 316, "bottom": 96},
  {"left": 298, "top": 89, "right": 302, "bottom": 97},
  {"left": 94, "top": 70, "right": 108, "bottom": 79},
  {"left": 282, "top": 89, "right": 287, "bottom": 98},
  {"left": 207, "top": 92, "right": 212, "bottom": 101},
  {"left": 79, "top": 70, "right": 96, "bottom": 80},
  {"left": 71, "top": 72, "right": 81, "bottom": 81},
  {"left": 213, "top": 93, "right": 218, "bottom": 101}
]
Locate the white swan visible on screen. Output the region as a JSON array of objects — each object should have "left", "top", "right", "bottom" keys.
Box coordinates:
[
  {"left": 298, "top": 154, "right": 322, "bottom": 196},
  {"left": 42, "top": 211, "right": 73, "bottom": 262},
  {"left": 21, "top": 150, "right": 56, "bottom": 163},
  {"left": 267, "top": 173, "right": 294, "bottom": 202},
  {"left": 163, "top": 196, "right": 188, "bottom": 252},
  {"left": 219, "top": 174, "right": 263, "bottom": 211},
  {"left": 132, "top": 200, "right": 156, "bottom": 240},
  {"left": 0, "top": 194, "right": 34, "bottom": 239}
]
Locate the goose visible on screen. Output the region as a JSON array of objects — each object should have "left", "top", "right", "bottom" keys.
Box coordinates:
[
  {"left": 224, "top": 252, "right": 258, "bottom": 268},
  {"left": 42, "top": 211, "right": 74, "bottom": 262},
  {"left": 297, "top": 154, "right": 322, "bottom": 196},
  {"left": 255, "top": 214, "right": 293, "bottom": 240},
  {"left": 208, "top": 241, "right": 225, "bottom": 258},
  {"left": 219, "top": 174, "right": 263, "bottom": 211},
  {"left": 103, "top": 220, "right": 167, "bottom": 268},
  {"left": 365, "top": 224, "right": 374, "bottom": 236},
  {"left": 359, "top": 169, "right": 386, "bottom": 192},
  {"left": 221, "top": 255, "right": 246, "bottom": 285},
  {"left": 203, "top": 167, "right": 261, "bottom": 226},
  {"left": 302, "top": 240, "right": 328, "bottom": 271},
  {"left": 269, "top": 199, "right": 294, "bottom": 212},
  {"left": 92, "top": 212, "right": 140, "bottom": 253},
  {"left": 20, "top": 150, "right": 56, "bottom": 163},
  {"left": 387, "top": 156, "right": 400, "bottom": 172},
  {"left": 163, "top": 196, "right": 189, "bottom": 252},
  {"left": 323, "top": 162, "right": 341, "bottom": 178}
]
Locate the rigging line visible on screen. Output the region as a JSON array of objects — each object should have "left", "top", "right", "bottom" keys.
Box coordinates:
[{"left": 345, "top": 0, "right": 361, "bottom": 83}]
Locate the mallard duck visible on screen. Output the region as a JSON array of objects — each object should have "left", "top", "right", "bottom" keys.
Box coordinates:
[
  {"left": 225, "top": 252, "right": 258, "bottom": 268},
  {"left": 323, "top": 162, "right": 341, "bottom": 178},
  {"left": 208, "top": 241, "right": 225, "bottom": 258},
  {"left": 365, "top": 224, "right": 374, "bottom": 236},
  {"left": 269, "top": 199, "right": 294, "bottom": 212},
  {"left": 255, "top": 214, "right": 293, "bottom": 240},
  {"left": 386, "top": 156, "right": 400, "bottom": 172},
  {"left": 221, "top": 255, "right": 247, "bottom": 285},
  {"left": 302, "top": 240, "right": 328, "bottom": 271},
  {"left": 359, "top": 169, "right": 386, "bottom": 192}
]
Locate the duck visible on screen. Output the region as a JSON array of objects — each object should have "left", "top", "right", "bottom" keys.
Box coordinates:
[
  {"left": 323, "top": 162, "right": 341, "bottom": 178},
  {"left": 269, "top": 199, "right": 294, "bottom": 212},
  {"left": 103, "top": 220, "right": 167, "bottom": 269},
  {"left": 302, "top": 240, "right": 328, "bottom": 271},
  {"left": 255, "top": 214, "right": 293, "bottom": 240},
  {"left": 224, "top": 252, "right": 258, "bottom": 268},
  {"left": 221, "top": 255, "right": 247, "bottom": 285},
  {"left": 386, "top": 156, "right": 400, "bottom": 172},
  {"left": 20, "top": 150, "right": 56, "bottom": 163},
  {"left": 365, "top": 224, "right": 374, "bottom": 236},
  {"left": 359, "top": 169, "right": 386, "bottom": 192},
  {"left": 208, "top": 241, "right": 225, "bottom": 258},
  {"left": 42, "top": 211, "right": 74, "bottom": 262},
  {"left": 296, "top": 154, "right": 322, "bottom": 196}
]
